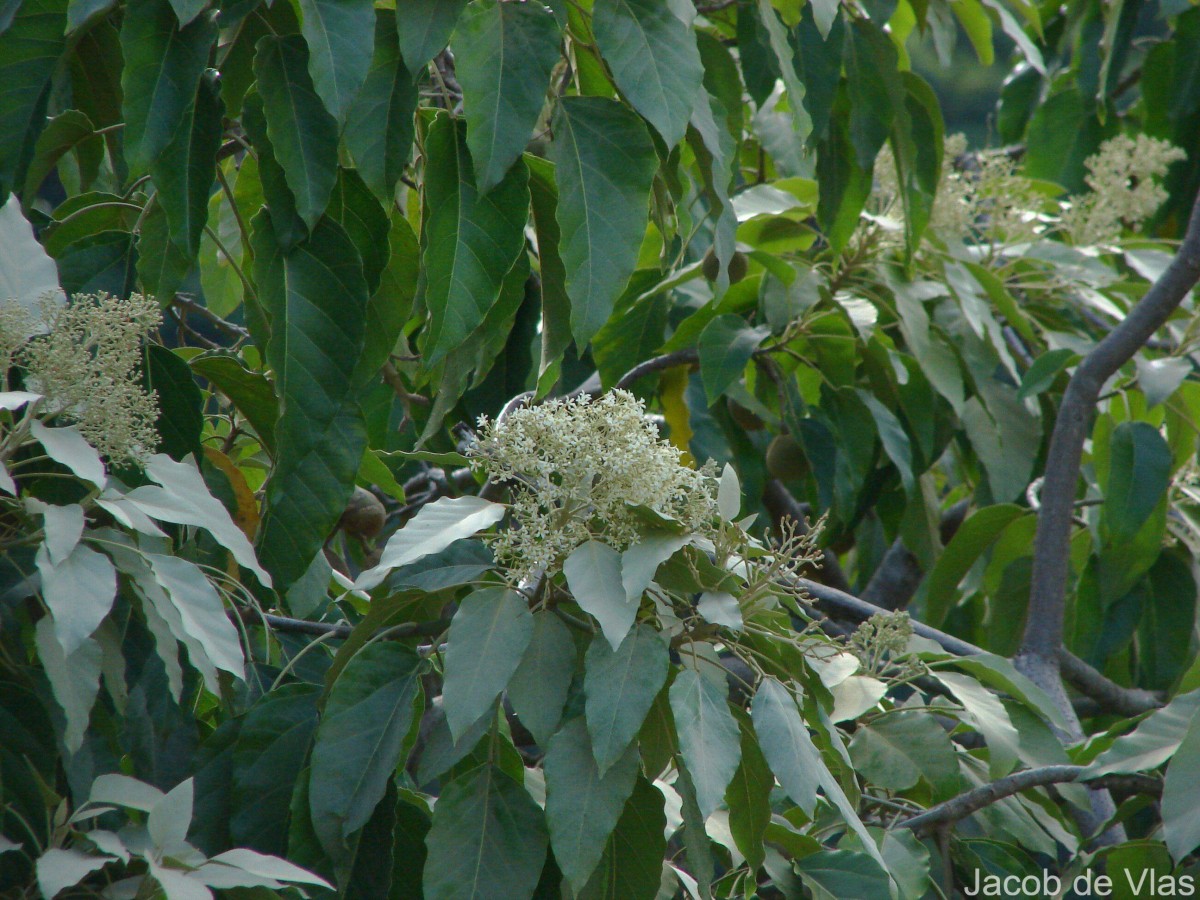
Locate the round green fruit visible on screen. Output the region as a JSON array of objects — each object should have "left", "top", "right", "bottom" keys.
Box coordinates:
[{"left": 766, "top": 434, "right": 810, "bottom": 481}]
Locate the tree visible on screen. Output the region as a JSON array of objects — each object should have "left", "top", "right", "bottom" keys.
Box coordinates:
[{"left": 2, "top": 0, "right": 1200, "bottom": 895}]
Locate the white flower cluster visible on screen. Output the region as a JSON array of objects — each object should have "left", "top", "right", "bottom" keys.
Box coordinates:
[
  {"left": 468, "top": 390, "right": 720, "bottom": 580},
  {"left": 1061, "top": 134, "right": 1186, "bottom": 246},
  {"left": 1, "top": 292, "right": 162, "bottom": 463},
  {"left": 873, "top": 134, "right": 1043, "bottom": 248}
]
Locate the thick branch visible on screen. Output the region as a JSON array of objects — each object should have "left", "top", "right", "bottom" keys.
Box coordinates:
[
  {"left": 1019, "top": 192, "right": 1200, "bottom": 678},
  {"left": 231, "top": 607, "right": 450, "bottom": 640},
  {"left": 615, "top": 349, "right": 699, "bottom": 391},
  {"left": 861, "top": 500, "right": 969, "bottom": 611},
  {"left": 796, "top": 579, "right": 1161, "bottom": 716},
  {"left": 900, "top": 765, "right": 1161, "bottom": 836}
]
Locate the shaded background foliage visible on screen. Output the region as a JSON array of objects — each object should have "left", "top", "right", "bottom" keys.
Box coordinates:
[{"left": 4, "top": 0, "right": 1200, "bottom": 896}]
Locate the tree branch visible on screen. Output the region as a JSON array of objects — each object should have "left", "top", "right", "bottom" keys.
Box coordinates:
[
  {"left": 231, "top": 607, "right": 451, "bottom": 640},
  {"left": 861, "top": 500, "right": 969, "bottom": 611},
  {"left": 1017, "top": 190, "right": 1200, "bottom": 726},
  {"left": 899, "top": 765, "right": 1162, "bottom": 836}
]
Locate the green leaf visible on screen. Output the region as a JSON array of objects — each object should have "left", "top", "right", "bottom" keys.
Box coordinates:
[
  {"left": 345, "top": 10, "right": 418, "bottom": 202},
  {"left": 699, "top": 315, "right": 767, "bottom": 405},
  {"left": 0, "top": 0, "right": 68, "bottom": 198},
  {"left": 395, "top": 0, "right": 468, "bottom": 71},
  {"left": 21, "top": 109, "right": 94, "bottom": 203},
  {"left": 856, "top": 388, "right": 915, "bottom": 494},
  {"left": 549, "top": 97, "right": 657, "bottom": 349},
  {"left": 251, "top": 212, "right": 370, "bottom": 592},
  {"left": 455, "top": 0, "right": 560, "bottom": 194},
  {"left": 921, "top": 504, "right": 1027, "bottom": 627},
  {"left": 443, "top": 587, "right": 534, "bottom": 740},
  {"left": 544, "top": 717, "right": 640, "bottom": 891},
  {"left": 752, "top": 678, "right": 887, "bottom": 871},
  {"left": 584, "top": 626, "right": 669, "bottom": 774},
  {"left": 355, "top": 495, "right": 506, "bottom": 591},
  {"left": 526, "top": 155, "right": 571, "bottom": 388},
  {"left": 671, "top": 668, "right": 741, "bottom": 819},
  {"left": 1105, "top": 421, "right": 1172, "bottom": 543},
  {"left": 33, "top": 618, "right": 100, "bottom": 755},
  {"left": 815, "top": 85, "right": 872, "bottom": 253},
  {"left": 119, "top": 0, "right": 215, "bottom": 176},
  {"left": 1017, "top": 348, "right": 1077, "bottom": 400},
  {"left": 753, "top": 0, "right": 812, "bottom": 142},
  {"left": 241, "top": 89, "right": 307, "bottom": 250},
  {"left": 936, "top": 671, "right": 1020, "bottom": 778},
  {"left": 848, "top": 711, "right": 960, "bottom": 796},
  {"left": 417, "top": 703, "right": 495, "bottom": 784},
  {"left": 592, "top": 0, "right": 703, "bottom": 147},
  {"left": 726, "top": 722, "right": 771, "bottom": 871},
  {"left": 844, "top": 18, "right": 900, "bottom": 168},
  {"left": 565, "top": 540, "right": 637, "bottom": 651},
  {"left": 1161, "top": 711, "right": 1200, "bottom": 863},
  {"left": 749, "top": 679, "right": 819, "bottom": 816},
  {"left": 309, "top": 643, "right": 423, "bottom": 868},
  {"left": 150, "top": 68, "right": 223, "bottom": 257},
  {"left": 507, "top": 611, "right": 578, "bottom": 747},
  {"left": 297, "top": 0, "right": 374, "bottom": 124},
  {"left": 420, "top": 113, "right": 530, "bottom": 366},
  {"left": 361, "top": 210, "right": 420, "bottom": 380},
  {"left": 1023, "top": 86, "right": 1113, "bottom": 192},
  {"left": 575, "top": 776, "right": 667, "bottom": 900},
  {"left": 423, "top": 764, "right": 549, "bottom": 900},
  {"left": 253, "top": 35, "right": 340, "bottom": 231},
  {"left": 795, "top": 849, "right": 891, "bottom": 899},
  {"left": 890, "top": 72, "right": 944, "bottom": 258},
  {"left": 327, "top": 167, "right": 390, "bottom": 297},
  {"left": 230, "top": 684, "right": 320, "bottom": 856},
  {"left": 143, "top": 343, "right": 203, "bottom": 461},
  {"left": 189, "top": 354, "right": 278, "bottom": 456},
  {"left": 1090, "top": 689, "right": 1200, "bottom": 775},
  {"left": 35, "top": 541, "right": 116, "bottom": 656},
  {"left": 137, "top": 202, "right": 192, "bottom": 305}
]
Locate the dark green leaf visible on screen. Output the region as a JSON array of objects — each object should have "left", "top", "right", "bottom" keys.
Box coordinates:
[
  {"left": 549, "top": 97, "right": 657, "bottom": 348},
  {"left": 795, "top": 849, "right": 891, "bottom": 899},
  {"left": 166, "top": 0, "right": 207, "bottom": 26},
  {"left": 395, "top": 0, "right": 468, "bottom": 71},
  {"left": 309, "top": 643, "right": 423, "bottom": 869},
  {"left": 670, "top": 668, "right": 741, "bottom": 819},
  {"left": 119, "top": 0, "right": 215, "bottom": 175},
  {"left": 21, "top": 109, "right": 94, "bottom": 203},
  {"left": 0, "top": 0, "right": 68, "bottom": 198},
  {"left": 251, "top": 212, "right": 370, "bottom": 591},
  {"left": 327, "top": 167, "right": 390, "bottom": 296},
  {"left": 240, "top": 89, "right": 308, "bottom": 250},
  {"left": 507, "top": 611, "right": 578, "bottom": 747},
  {"left": 1163, "top": 711, "right": 1200, "bottom": 863},
  {"left": 544, "top": 717, "right": 640, "bottom": 891},
  {"left": 56, "top": 229, "right": 138, "bottom": 298},
  {"left": 455, "top": 0, "right": 560, "bottom": 194},
  {"left": 443, "top": 587, "right": 534, "bottom": 740},
  {"left": 416, "top": 703, "right": 495, "bottom": 785},
  {"left": 423, "top": 764, "right": 549, "bottom": 900},
  {"left": 844, "top": 18, "right": 900, "bottom": 168},
  {"left": 816, "top": 85, "right": 873, "bottom": 253},
  {"left": 575, "top": 776, "right": 666, "bottom": 900},
  {"left": 230, "top": 683, "right": 320, "bottom": 856},
  {"left": 1105, "top": 421, "right": 1172, "bottom": 543},
  {"left": 526, "top": 155, "right": 571, "bottom": 387},
  {"left": 344, "top": 777, "right": 398, "bottom": 898},
  {"left": 297, "top": 0, "right": 375, "bottom": 124},
  {"left": 361, "top": 210, "right": 419, "bottom": 384},
  {"left": 1016, "top": 348, "right": 1077, "bottom": 400},
  {"left": 857, "top": 388, "right": 915, "bottom": 494},
  {"left": 420, "top": 113, "right": 530, "bottom": 366},
  {"left": 345, "top": 10, "right": 418, "bottom": 202},
  {"left": 592, "top": 0, "right": 703, "bottom": 147},
  {"left": 726, "top": 722, "right": 771, "bottom": 871},
  {"left": 584, "top": 626, "right": 669, "bottom": 774},
  {"left": 921, "top": 504, "right": 1027, "bottom": 627},
  {"left": 890, "top": 72, "right": 943, "bottom": 257},
  {"left": 698, "top": 315, "right": 767, "bottom": 405},
  {"left": 791, "top": 5, "right": 844, "bottom": 143},
  {"left": 150, "top": 69, "right": 223, "bottom": 257},
  {"left": 1023, "top": 86, "right": 1114, "bottom": 192},
  {"left": 189, "top": 353, "right": 278, "bottom": 455},
  {"left": 253, "top": 34, "right": 340, "bottom": 231},
  {"left": 391, "top": 793, "right": 432, "bottom": 898},
  {"left": 136, "top": 202, "right": 192, "bottom": 304},
  {"left": 143, "top": 344, "right": 203, "bottom": 461}
]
